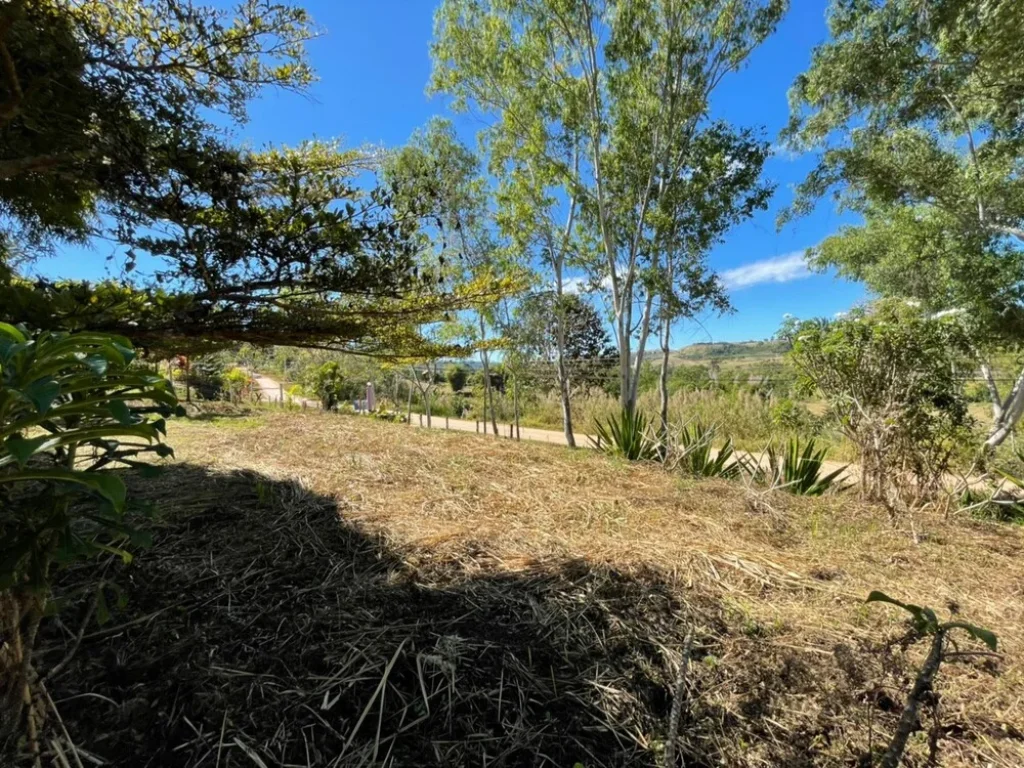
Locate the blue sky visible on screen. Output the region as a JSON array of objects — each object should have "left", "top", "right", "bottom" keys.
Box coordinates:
[{"left": 42, "top": 0, "right": 867, "bottom": 344}]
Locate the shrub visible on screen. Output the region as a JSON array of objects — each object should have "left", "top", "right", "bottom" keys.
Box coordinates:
[
  {"left": 305, "top": 361, "right": 348, "bottom": 410},
  {"left": 0, "top": 325, "right": 178, "bottom": 747},
  {"left": 223, "top": 366, "right": 254, "bottom": 402},
  {"left": 590, "top": 407, "right": 661, "bottom": 461},
  {"left": 787, "top": 300, "right": 973, "bottom": 507}
]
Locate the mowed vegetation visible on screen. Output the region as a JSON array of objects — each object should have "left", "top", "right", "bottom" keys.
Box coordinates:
[
  {"left": 40, "top": 408, "right": 1024, "bottom": 766},
  {"left": 3, "top": 0, "right": 1024, "bottom": 767}
]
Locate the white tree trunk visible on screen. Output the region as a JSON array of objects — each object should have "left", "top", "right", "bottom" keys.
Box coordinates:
[{"left": 984, "top": 364, "right": 1024, "bottom": 450}]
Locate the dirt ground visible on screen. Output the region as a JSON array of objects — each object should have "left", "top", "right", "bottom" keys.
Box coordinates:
[{"left": 34, "top": 409, "right": 1024, "bottom": 767}]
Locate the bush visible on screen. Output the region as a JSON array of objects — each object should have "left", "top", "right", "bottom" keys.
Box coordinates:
[
  {"left": 304, "top": 361, "right": 349, "bottom": 410},
  {"left": 0, "top": 325, "right": 178, "bottom": 746},
  {"left": 223, "top": 366, "right": 254, "bottom": 402},
  {"left": 754, "top": 437, "right": 849, "bottom": 496},
  {"left": 787, "top": 300, "right": 973, "bottom": 507}
]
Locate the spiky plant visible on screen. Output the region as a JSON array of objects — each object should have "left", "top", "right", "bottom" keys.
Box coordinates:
[
  {"left": 670, "top": 422, "right": 743, "bottom": 479},
  {"left": 754, "top": 437, "right": 849, "bottom": 495},
  {"left": 590, "top": 407, "right": 660, "bottom": 461}
]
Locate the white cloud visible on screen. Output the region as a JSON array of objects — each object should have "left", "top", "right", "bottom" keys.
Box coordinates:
[
  {"left": 561, "top": 275, "right": 613, "bottom": 294},
  {"left": 720, "top": 251, "right": 812, "bottom": 290},
  {"left": 562, "top": 276, "right": 589, "bottom": 294}
]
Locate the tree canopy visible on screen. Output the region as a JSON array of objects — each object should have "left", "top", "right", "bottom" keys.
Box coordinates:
[
  {"left": 0, "top": 0, "right": 496, "bottom": 358},
  {"left": 784, "top": 0, "right": 1024, "bottom": 448}
]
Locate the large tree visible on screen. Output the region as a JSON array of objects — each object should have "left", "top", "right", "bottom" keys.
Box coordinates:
[
  {"left": 0, "top": 1, "right": 490, "bottom": 358},
  {"left": 383, "top": 119, "right": 521, "bottom": 434},
  {"left": 431, "top": 0, "right": 786, "bottom": 417},
  {"left": 784, "top": 0, "right": 1024, "bottom": 450},
  {"left": 517, "top": 292, "right": 617, "bottom": 394}
]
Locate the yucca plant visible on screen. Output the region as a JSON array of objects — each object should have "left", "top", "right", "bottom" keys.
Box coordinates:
[
  {"left": 669, "top": 422, "right": 744, "bottom": 479},
  {"left": 753, "top": 437, "right": 849, "bottom": 495},
  {"left": 0, "top": 325, "right": 179, "bottom": 749},
  {"left": 590, "top": 407, "right": 661, "bottom": 461}
]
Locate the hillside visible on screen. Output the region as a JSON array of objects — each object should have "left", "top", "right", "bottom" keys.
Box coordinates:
[
  {"left": 43, "top": 408, "right": 1024, "bottom": 767},
  {"left": 670, "top": 339, "right": 789, "bottom": 366}
]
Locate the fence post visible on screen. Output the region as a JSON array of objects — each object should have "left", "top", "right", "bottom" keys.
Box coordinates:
[
  {"left": 476, "top": 420, "right": 479, "bottom": 433},
  {"left": 419, "top": 413, "right": 423, "bottom": 427},
  {"left": 446, "top": 416, "right": 449, "bottom": 430},
  {"left": 279, "top": 384, "right": 284, "bottom": 405},
  {"left": 302, "top": 401, "right": 306, "bottom": 411},
  {"left": 508, "top": 423, "right": 513, "bottom": 439}
]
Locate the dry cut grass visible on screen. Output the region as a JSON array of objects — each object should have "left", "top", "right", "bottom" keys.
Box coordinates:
[{"left": 37, "top": 408, "right": 1024, "bottom": 767}]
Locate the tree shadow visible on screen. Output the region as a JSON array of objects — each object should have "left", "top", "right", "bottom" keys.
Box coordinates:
[{"left": 37, "top": 465, "right": 850, "bottom": 767}]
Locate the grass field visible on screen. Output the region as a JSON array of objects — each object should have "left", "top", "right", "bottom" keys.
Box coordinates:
[{"left": 44, "top": 408, "right": 1024, "bottom": 767}]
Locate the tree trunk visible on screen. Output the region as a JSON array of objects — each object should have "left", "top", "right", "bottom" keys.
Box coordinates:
[
  {"left": 406, "top": 382, "right": 413, "bottom": 425},
  {"left": 658, "top": 314, "right": 671, "bottom": 442},
  {"left": 478, "top": 315, "right": 498, "bottom": 437},
  {"left": 983, "top": 364, "right": 1024, "bottom": 451},
  {"left": 552, "top": 261, "right": 576, "bottom": 447}
]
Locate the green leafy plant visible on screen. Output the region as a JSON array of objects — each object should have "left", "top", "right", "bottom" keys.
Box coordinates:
[
  {"left": 0, "top": 325, "right": 179, "bottom": 748},
  {"left": 668, "top": 422, "right": 743, "bottom": 479},
  {"left": 866, "top": 591, "right": 998, "bottom": 768},
  {"left": 223, "top": 366, "right": 253, "bottom": 403},
  {"left": 754, "top": 437, "right": 848, "bottom": 496},
  {"left": 305, "top": 361, "right": 349, "bottom": 411},
  {"left": 590, "top": 407, "right": 660, "bottom": 461}
]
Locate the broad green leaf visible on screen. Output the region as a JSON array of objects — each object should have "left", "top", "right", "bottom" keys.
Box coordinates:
[
  {"left": 0, "top": 469, "right": 127, "bottom": 511},
  {"left": 2, "top": 434, "right": 60, "bottom": 467},
  {"left": 109, "top": 399, "right": 134, "bottom": 425},
  {"left": 22, "top": 378, "right": 61, "bottom": 415},
  {"left": 0, "top": 322, "right": 25, "bottom": 342},
  {"left": 944, "top": 622, "right": 998, "bottom": 652}
]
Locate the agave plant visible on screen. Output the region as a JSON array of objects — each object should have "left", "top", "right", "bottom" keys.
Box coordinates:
[
  {"left": 753, "top": 437, "right": 849, "bottom": 495},
  {"left": 669, "top": 422, "right": 744, "bottom": 479},
  {"left": 0, "top": 324, "right": 179, "bottom": 746},
  {"left": 590, "top": 407, "right": 661, "bottom": 461}
]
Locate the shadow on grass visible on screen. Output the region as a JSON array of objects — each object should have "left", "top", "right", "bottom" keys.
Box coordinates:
[{"left": 38, "top": 465, "right": 842, "bottom": 767}]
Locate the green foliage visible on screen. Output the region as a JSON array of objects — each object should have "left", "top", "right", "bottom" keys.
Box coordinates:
[
  {"left": 306, "top": 362, "right": 349, "bottom": 411},
  {"left": 590, "top": 408, "right": 660, "bottom": 462},
  {"left": 445, "top": 364, "right": 469, "bottom": 393},
  {"left": 757, "top": 438, "right": 848, "bottom": 496},
  {"left": 783, "top": 0, "right": 1024, "bottom": 449},
  {"left": 0, "top": 0, "right": 315, "bottom": 247},
  {"left": 0, "top": 1, "right": 498, "bottom": 360},
  {"left": 0, "top": 325, "right": 177, "bottom": 741},
  {"left": 866, "top": 592, "right": 997, "bottom": 652},
  {"left": 222, "top": 367, "right": 254, "bottom": 403},
  {"left": 669, "top": 422, "right": 743, "bottom": 479},
  {"left": 769, "top": 399, "right": 817, "bottom": 433},
  {"left": 431, "top": 0, "right": 784, "bottom": 409},
  {"left": 787, "top": 300, "right": 972, "bottom": 503}
]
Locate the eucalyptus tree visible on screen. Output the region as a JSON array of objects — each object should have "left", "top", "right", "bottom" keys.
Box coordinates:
[
  {"left": 784, "top": 0, "right": 1024, "bottom": 451},
  {"left": 384, "top": 119, "right": 522, "bottom": 435},
  {"left": 431, "top": 0, "right": 787, "bottom": 416}
]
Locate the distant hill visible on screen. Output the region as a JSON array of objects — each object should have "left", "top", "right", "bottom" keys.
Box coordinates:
[{"left": 670, "top": 339, "right": 788, "bottom": 366}]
